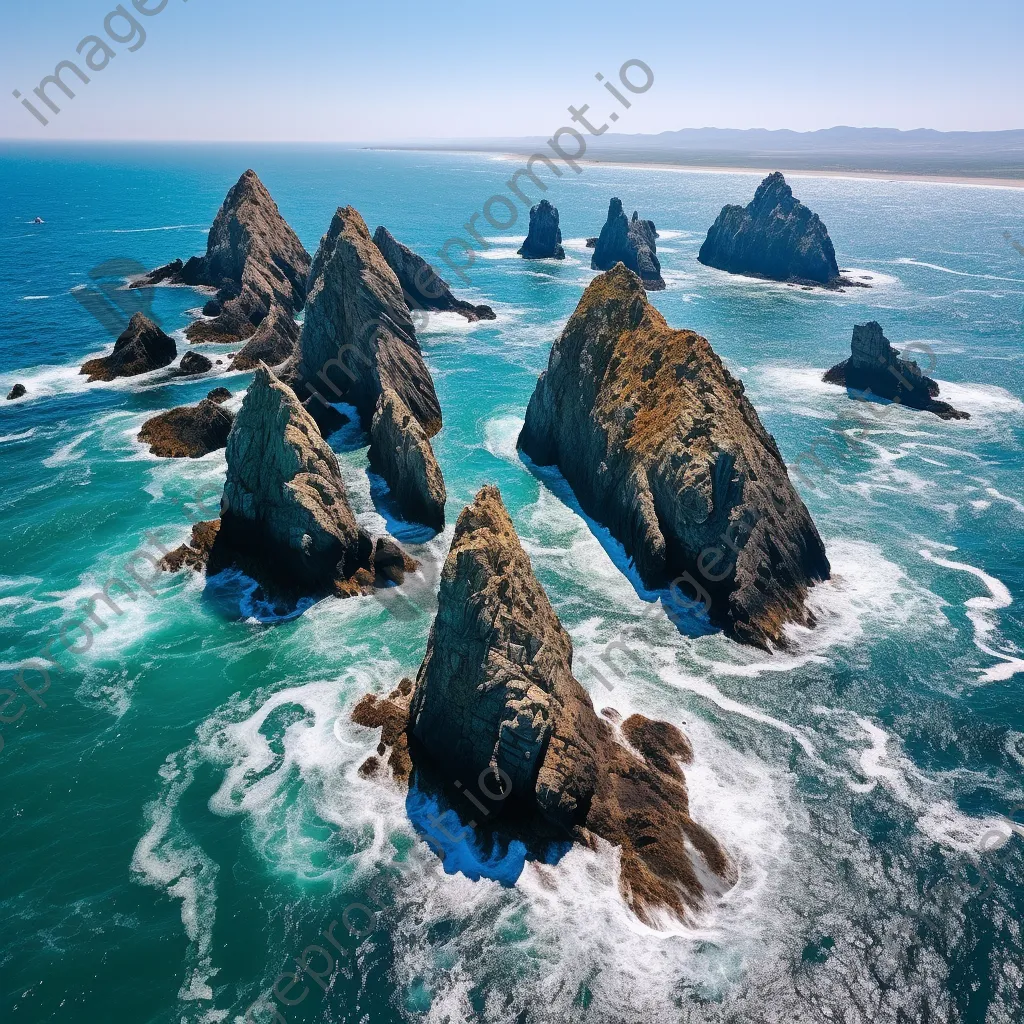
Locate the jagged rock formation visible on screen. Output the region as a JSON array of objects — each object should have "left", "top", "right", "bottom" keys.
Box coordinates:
[
  {"left": 6, "top": 383, "right": 26, "bottom": 400},
  {"left": 206, "top": 387, "right": 231, "bottom": 404},
  {"left": 591, "top": 199, "right": 664, "bottom": 290},
  {"left": 296, "top": 207, "right": 443, "bottom": 435},
  {"left": 824, "top": 321, "right": 969, "bottom": 420},
  {"left": 698, "top": 172, "right": 856, "bottom": 287},
  {"left": 133, "top": 170, "right": 310, "bottom": 360},
  {"left": 369, "top": 388, "right": 446, "bottom": 531},
  {"left": 80, "top": 313, "right": 176, "bottom": 382},
  {"left": 138, "top": 397, "right": 235, "bottom": 458},
  {"left": 178, "top": 351, "right": 213, "bottom": 375},
  {"left": 518, "top": 264, "right": 830, "bottom": 648},
  {"left": 190, "top": 363, "right": 382, "bottom": 597},
  {"left": 518, "top": 200, "right": 565, "bottom": 259},
  {"left": 352, "top": 485, "right": 734, "bottom": 924},
  {"left": 585, "top": 237, "right": 597, "bottom": 248},
  {"left": 372, "top": 226, "right": 495, "bottom": 322}
]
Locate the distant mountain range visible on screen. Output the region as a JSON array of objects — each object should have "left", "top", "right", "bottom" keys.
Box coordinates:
[{"left": 377, "top": 127, "right": 1024, "bottom": 179}]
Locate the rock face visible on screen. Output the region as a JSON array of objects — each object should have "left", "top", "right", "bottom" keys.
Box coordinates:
[
  {"left": 138, "top": 398, "right": 234, "bottom": 458},
  {"left": 824, "top": 321, "right": 969, "bottom": 420},
  {"left": 80, "top": 313, "right": 176, "bottom": 382},
  {"left": 206, "top": 363, "right": 375, "bottom": 596},
  {"left": 698, "top": 172, "right": 847, "bottom": 287},
  {"left": 134, "top": 170, "right": 310, "bottom": 359},
  {"left": 372, "top": 226, "right": 496, "bottom": 322},
  {"left": 6, "top": 383, "right": 26, "bottom": 400},
  {"left": 518, "top": 200, "right": 565, "bottom": 259},
  {"left": 519, "top": 264, "right": 830, "bottom": 648},
  {"left": 591, "top": 199, "right": 664, "bottom": 290},
  {"left": 369, "top": 388, "right": 446, "bottom": 531},
  {"left": 352, "top": 486, "right": 734, "bottom": 924},
  {"left": 178, "top": 351, "right": 213, "bottom": 375}
]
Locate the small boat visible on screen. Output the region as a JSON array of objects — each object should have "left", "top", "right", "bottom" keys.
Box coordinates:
[{"left": 33, "top": 217, "right": 44, "bottom": 224}]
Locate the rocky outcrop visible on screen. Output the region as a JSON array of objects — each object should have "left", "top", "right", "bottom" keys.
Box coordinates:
[
  {"left": 591, "top": 199, "right": 664, "bottom": 290},
  {"left": 369, "top": 388, "right": 446, "bottom": 531},
  {"left": 138, "top": 398, "right": 235, "bottom": 458},
  {"left": 352, "top": 485, "right": 734, "bottom": 924},
  {"left": 133, "top": 170, "right": 310, "bottom": 359},
  {"left": 200, "top": 363, "right": 379, "bottom": 597},
  {"left": 519, "top": 264, "right": 830, "bottom": 648},
  {"left": 372, "top": 226, "right": 496, "bottom": 322},
  {"left": 698, "top": 172, "right": 854, "bottom": 287},
  {"left": 231, "top": 304, "right": 301, "bottom": 370},
  {"left": 178, "top": 351, "right": 213, "bottom": 375},
  {"left": 6, "top": 383, "right": 26, "bottom": 400},
  {"left": 518, "top": 200, "right": 565, "bottom": 259},
  {"left": 80, "top": 313, "right": 176, "bottom": 382},
  {"left": 206, "top": 387, "right": 231, "bottom": 404},
  {"left": 824, "top": 321, "right": 969, "bottom": 420}
]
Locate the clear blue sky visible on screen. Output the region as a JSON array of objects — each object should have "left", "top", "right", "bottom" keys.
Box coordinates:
[{"left": 1, "top": 0, "right": 1021, "bottom": 140}]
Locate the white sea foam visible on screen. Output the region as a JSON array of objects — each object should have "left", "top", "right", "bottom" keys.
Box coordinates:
[
  {"left": 919, "top": 546, "right": 1024, "bottom": 682},
  {"left": 891, "top": 257, "right": 1024, "bottom": 285},
  {"left": 20, "top": 294, "right": 50, "bottom": 301},
  {"left": 42, "top": 430, "right": 94, "bottom": 468}
]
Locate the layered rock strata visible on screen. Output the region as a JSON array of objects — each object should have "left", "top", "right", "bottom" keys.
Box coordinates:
[
  {"left": 372, "top": 226, "right": 495, "bottom": 322},
  {"left": 133, "top": 170, "right": 310, "bottom": 360},
  {"left": 353, "top": 485, "right": 733, "bottom": 923},
  {"left": 698, "top": 172, "right": 855, "bottom": 287},
  {"left": 518, "top": 264, "right": 830, "bottom": 648},
  {"left": 518, "top": 200, "right": 565, "bottom": 259},
  {"left": 80, "top": 313, "right": 176, "bottom": 382},
  {"left": 823, "top": 321, "right": 969, "bottom": 420},
  {"left": 591, "top": 199, "right": 664, "bottom": 290}
]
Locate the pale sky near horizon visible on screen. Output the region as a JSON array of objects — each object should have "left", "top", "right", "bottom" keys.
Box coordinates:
[{"left": 1, "top": 0, "right": 1021, "bottom": 141}]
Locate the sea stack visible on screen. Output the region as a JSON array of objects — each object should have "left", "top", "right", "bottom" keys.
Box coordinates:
[
  {"left": 698, "top": 172, "right": 850, "bottom": 287},
  {"left": 518, "top": 264, "right": 830, "bottom": 648},
  {"left": 353, "top": 485, "right": 734, "bottom": 924},
  {"left": 372, "top": 226, "right": 496, "bottom": 321},
  {"left": 198, "top": 363, "right": 378, "bottom": 596},
  {"left": 133, "top": 170, "right": 311, "bottom": 367},
  {"left": 591, "top": 198, "right": 664, "bottom": 290},
  {"left": 296, "top": 208, "right": 447, "bottom": 530},
  {"left": 138, "top": 397, "right": 235, "bottom": 458},
  {"left": 80, "top": 313, "right": 176, "bottom": 382},
  {"left": 824, "top": 321, "right": 969, "bottom": 420},
  {"left": 518, "top": 199, "right": 565, "bottom": 260},
  {"left": 177, "top": 351, "right": 213, "bottom": 376},
  {"left": 6, "top": 383, "right": 26, "bottom": 400}
]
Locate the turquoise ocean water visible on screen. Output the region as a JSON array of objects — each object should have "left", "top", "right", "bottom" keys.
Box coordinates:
[{"left": 1, "top": 144, "right": 1023, "bottom": 1023}]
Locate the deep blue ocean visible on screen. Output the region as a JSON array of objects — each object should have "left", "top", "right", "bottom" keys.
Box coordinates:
[{"left": 1, "top": 143, "right": 1023, "bottom": 1023}]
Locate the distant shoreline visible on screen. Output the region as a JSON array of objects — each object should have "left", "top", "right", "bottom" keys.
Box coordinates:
[{"left": 369, "top": 147, "right": 1024, "bottom": 190}]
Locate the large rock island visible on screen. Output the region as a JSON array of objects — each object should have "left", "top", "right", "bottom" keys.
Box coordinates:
[
  {"left": 518, "top": 199, "right": 565, "bottom": 260},
  {"left": 296, "top": 207, "right": 446, "bottom": 530},
  {"left": 591, "top": 198, "right": 664, "bottom": 290},
  {"left": 372, "top": 226, "right": 495, "bottom": 322},
  {"left": 518, "top": 264, "right": 830, "bottom": 648},
  {"left": 133, "top": 170, "right": 311, "bottom": 368},
  {"left": 823, "top": 321, "right": 969, "bottom": 420},
  {"left": 163, "top": 364, "right": 415, "bottom": 598},
  {"left": 353, "top": 485, "right": 734, "bottom": 924},
  {"left": 80, "top": 313, "right": 176, "bottom": 382},
  {"left": 698, "top": 171, "right": 855, "bottom": 288}
]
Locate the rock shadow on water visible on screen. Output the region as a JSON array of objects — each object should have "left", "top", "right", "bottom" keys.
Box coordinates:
[
  {"left": 518, "top": 451, "right": 719, "bottom": 643},
  {"left": 404, "top": 750, "right": 572, "bottom": 887},
  {"left": 201, "top": 566, "right": 318, "bottom": 624}
]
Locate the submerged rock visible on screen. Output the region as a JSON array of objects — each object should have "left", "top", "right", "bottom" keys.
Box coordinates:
[
  {"left": 369, "top": 387, "right": 446, "bottom": 531},
  {"left": 518, "top": 200, "right": 565, "bottom": 259},
  {"left": 80, "top": 313, "right": 176, "bottom": 382},
  {"left": 199, "top": 363, "right": 379, "bottom": 597},
  {"left": 133, "top": 170, "right": 310, "bottom": 359},
  {"left": 138, "top": 398, "right": 235, "bottom": 458},
  {"left": 177, "top": 351, "right": 213, "bottom": 375},
  {"left": 591, "top": 199, "right": 664, "bottom": 290},
  {"left": 353, "top": 485, "right": 734, "bottom": 924},
  {"left": 6, "top": 383, "right": 26, "bottom": 400},
  {"left": 372, "top": 226, "right": 496, "bottom": 322},
  {"left": 518, "top": 264, "right": 830, "bottom": 648},
  {"left": 698, "top": 172, "right": 853, "bottom": 287},
  {"left": 824, "top": 321, "right": 969, "bottom": 420}
]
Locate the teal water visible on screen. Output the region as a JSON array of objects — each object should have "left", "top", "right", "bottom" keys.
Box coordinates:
[{"left": 1, "top": 143, "right": 1023, "bottom": 1024}]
